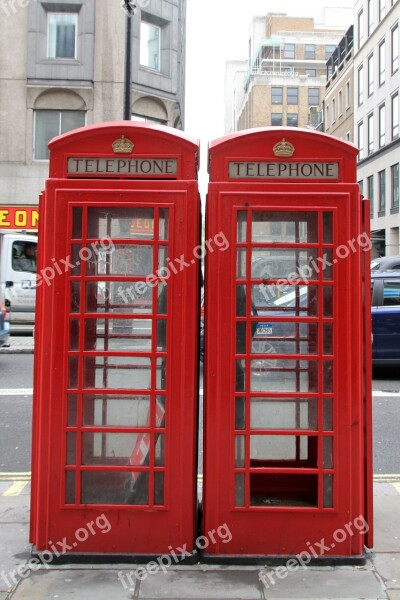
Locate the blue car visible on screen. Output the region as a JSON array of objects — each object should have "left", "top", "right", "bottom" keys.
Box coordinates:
[{"left": 371, "top": 271, "right": 400, "bottom": 366}]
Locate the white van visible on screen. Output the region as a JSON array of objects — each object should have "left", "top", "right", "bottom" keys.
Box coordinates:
[{"left": 0, "top": 231, "right": 38, "bottom": 332}]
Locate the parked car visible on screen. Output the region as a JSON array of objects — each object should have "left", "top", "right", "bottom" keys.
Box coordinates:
[
  {"left": 0, "top": 300, "right": 10, "bottom": 348},
  {"left": 371, "top": 271, "right": 400, "bottom": 366},
  {"left": 371, "top": 255, "right": 400, "bottom": 272}
]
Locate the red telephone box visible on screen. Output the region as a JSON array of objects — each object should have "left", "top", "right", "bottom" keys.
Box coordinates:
[
  {"left": 30, "top": 122, "right": 201, "bottom": 556},
  {"left": 204, "top": 128, "right": 373, "bottom": 560}
]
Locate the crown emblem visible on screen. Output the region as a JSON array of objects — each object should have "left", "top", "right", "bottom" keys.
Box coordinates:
[
  {"left": 273, "top": 138, "right": 295, "bottom": 157},
  {"left": 112, "top": 135, "right": 134, "bottom": 154}
]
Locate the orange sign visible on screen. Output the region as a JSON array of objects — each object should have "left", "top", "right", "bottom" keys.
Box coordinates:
[{"left": 0, "top": 207, "right": 39, "bottom": 230}]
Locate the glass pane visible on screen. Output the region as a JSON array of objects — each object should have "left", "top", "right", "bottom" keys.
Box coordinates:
[
  {"left": 250, "top": 473, "right": 318, "bottom": 507},
  {"left": 72, "top": 207, "right": 83, "bottom": 239},
  {"left": 158, "top": 284, "right": 167, "bottom": 314},
  {"left": 235, "top": 397, "right": 246, "bottom": 430},
  {"left": 235, "top": 435, "right": 245, "bottom": 467},
  {"left": 250, "top": 435, "right": 314, "bottom": 461},
  {"left": 86, "top": 281, "right": 153, "bottom": 313},
  {"left": 69, "top": 319, "right": 80, "bottom": 350},
  {"left": 323, "top": 286, "right": 333, "bottom": 317},
  {"left": 323, "top": 436, "right": 334, "bottom": 469},
  {"left": 235, "top": 473, "right": 245, "bottom": 506},
  {"left": 140, "top": 22, "right": 160, "bottom": 70},
  {"left": 34, "top": 110, "right": 59, "bottom": 160},
  {"left": 65, "top": 471, "right": 75, "bottom": 504},
  {"left": 251, "top": 359, "right": 318, "bottom": 392},
  {"left": 323, "top": 361, "right": 333, "bottom": 393},
  {"left": 158, "top": 246, "right": 168, "bottom": 271},
  {"left": 68, "top": 356, "right": 79, "bottom": 388},
  {"left": 84, "top": 356, "right": 151, "bottom": 389},
  {"left": 82, "top": 432, "right": 149, "bottom": 464},
  {"left": 237, "top": 211, "right": 247, "bottom": 242},
  {"left": 156, "top": 396, "right": 166, "bottom": 427},
  {"left": 236, "top": 322, "right": 246, "bottom": 354},
  {"left": 252, "top": 322, "right": 318, "bottom": 355},
  {"left": 87, "top": 244, "right": 153, "bottom": 277},
  {"left": 82, "top": 394, "right": 151, "bottom": 427},
  {"left": 156, "top": 358, "right": 166, "bottom": 390},
  {"left": 87, "top": 207, "right": 154, "bottom": 240},
  {"left": 70, "top": 281, "right": 80, "bottom": 313},
  {"left": 251, "top": 249, "right": 319, "bottom": 280},
  {"left": 237, "top": 249, "right": 246, "bottom": 279},
  {"left": 157, "top": 319, "right": 167, "bottom": 351},
  {"left": 159, "top": 209, "right": 169, "bottom": 240},
  {"left": 71, "top": 245, "right": 81, "bottom": 275},
  {"left": 81, "top": 471, "right": 149, "bottom": 505},
  {"left": 323, "top": 323, "right": 333, "bottom": 355},
  {"left": 323, "top": 474, "right": 333, "bottom": 508},
  {"left": 154, "top": 472, "right": 164, "bottom": 505},
  {"left": 252, "top": 211, "right": 318, "bottom": 243},
  {"left": 323, "top": 213, "right": 333, "bottom": 243},
  {"left": 250, "top": 398, "right": 318, "bottom": 430},
  {"left": 236, "top": 360, "right": 245, "bottom": 391},
  {"left": 322, "top": 249, "right": 334, "bottom": 280},
  {"left": 84, "top": 318, "right": 152, "bottom": 352},
  {"left": 323, "top": 398, "right": 333, "bottom": 431},
  {"left": 66, "top": 432, "right": 76, "bottom": 465},
  {"left": 155, "top": 434, "right": 165, "bottom": 466},
  {"left": 252, "top": 285, "right": 318, "bottom": 317},
  {"left": 67, "top": 395, "right": 77, "bottom": 426}
]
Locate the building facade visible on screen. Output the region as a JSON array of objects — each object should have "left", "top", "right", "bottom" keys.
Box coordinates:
[
  {"left": 353, "top": 0, "right": 400, "bottom": 256},
  {"left": 0, "top": 0, "right": 186, "bottom": 222},
  {"left": 225, "top": 11, "right": 351, "bottom": 134}
]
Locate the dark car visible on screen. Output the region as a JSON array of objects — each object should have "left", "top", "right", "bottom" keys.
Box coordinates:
[
  {"left": 0, "top": 300, "right": 10, "bottom": 348},
  {"left": 371, "top": 271, "right": 400, "bottom": 366},
  {"left": 371, "top": 255, "right": 400, "bottom": 272}
]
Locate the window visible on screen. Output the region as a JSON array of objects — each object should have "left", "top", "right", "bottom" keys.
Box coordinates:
[
  {"left": 346, "top": 81, "right": 351, "bottom": 108},
  {"left": 325, "top": 45, "right": 336, "bottom": 60},
  {"left": 140, "top": 21, "right": 161, "bottom": 70},
  {"left": 392, "top": 24, "right": 399, "bottom": 74},
  {"left": 287, "top": 114, "right": 298, "bottom": 127},
  {"left": 368, "top": 0, "right": 374, "bottom": 35},
  {"left": 359, "top": 179, "right": 364, "bottom": 196},
  {"left": 358, "top": 9, "right": 364, "bottom": 48},
  {"left": 332, "top": 99, "right": 336, "bottom": 122},
  {"left": 392, "top": 164, "right": 399, "bottom": 212},
  {"left": 34, "top": 110, "right": 86, "bottom": 160},
  {"left": 392, "top": 93, "right": 399, "bottom": 140},
  {"left": 47, "top": 13, "right": 77, "bottom": 59},
  {"left": 12, "top": 241, "right": 37, "bottom": 274},
  {"left": 287, "top": 87, "right": 298, "bottom": 105},
  {"left": 358, "top": 66, "right": 364, "bottom": 105},
  {"left": 368, "top": 54, "right": 374, "bottom": 96},
  {"left": 308, "top": 88, "right": 319, "bottom": 106},
  {"left": 271, "top": 113, "right": 283, "bottom": 126},
  {"left": 305, "top": 44, "right": 315, "bottom": 59},
  {"left": 326, "top": 106, "right": 330, "bottom": 128},
  {"left": 284, "top": 43, "right": 295, "bottom": 58},
  {"left": 368, "top": 175, "right": 374, "bottom": 218},
  {"left": 379, "top": 103, "right": 386, "bottom": 147},
  {"left": 378, "top": 170, "right": 386, "bottom": 214},
  {"left": 383, "top": 279, "right": 400, "bottom": 306},
  {"left": 379, "top": 40, "right": 386, "bottom": 85},
  {"left": 272, "top": 87, "right": 283, "bottom": 104},
  {"left": 368, "top": 113, "right": 374, "bottom": 155},
  {"left": 306, "top": 68, "right": 316, "bottom": 77},
  {"left": 338, "top": 91, "right": 343, "bottom": 115},
  {"left": 358, "top": 121, "right": 364, "bottom": 160},
  {"left": 379, "top": 0, "right": 386, "bottom": 21}
]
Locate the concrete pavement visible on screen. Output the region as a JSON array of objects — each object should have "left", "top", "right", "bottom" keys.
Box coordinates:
[{"left": 0, "top": 479, "right": 399, "bottom": 599}]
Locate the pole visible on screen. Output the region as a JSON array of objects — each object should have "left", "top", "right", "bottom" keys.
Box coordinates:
[{"left": 123, "top": 12, "right": 132, "bottom": 120}]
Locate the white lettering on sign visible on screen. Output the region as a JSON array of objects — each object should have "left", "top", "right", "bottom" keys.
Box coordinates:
[
  {"left": 228, "top": 162, "right": 339, "bottom": 179},
  {"left": 67, "top": 157, "right": 178, "bottom": 176}
]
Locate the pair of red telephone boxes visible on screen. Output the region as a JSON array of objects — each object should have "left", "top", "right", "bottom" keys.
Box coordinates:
[{"left": 30, "top": 122, "right": 372, "bottom": 561}]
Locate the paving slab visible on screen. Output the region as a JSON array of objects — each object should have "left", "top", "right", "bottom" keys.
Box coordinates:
[
  {"left": 373, "top": 554, "right": 400, "bottom": 590},
  {"left": 387, "top": 591, "right": 400, "bottom": 600},
  {"left": 0, "top": 495, "right": 30, "bottom": 594},
  {"left": 374, "top": 497, "right": 400, "bottom": 553}
]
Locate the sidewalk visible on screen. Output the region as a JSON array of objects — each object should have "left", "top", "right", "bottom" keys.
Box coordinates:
[
  {"left": 0, "top": 479, "right": 399, "bottom": 600},
  {"left": 0, "top": 335, "right": 34, "bottom": 354}
]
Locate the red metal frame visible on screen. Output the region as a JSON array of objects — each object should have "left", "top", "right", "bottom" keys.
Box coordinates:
[
  {"left": 204, "top": 128, "right": 372, "bottom": 558},
  {"left": 30, "top": 123, "right": 200, "bottom": 555}
]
